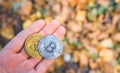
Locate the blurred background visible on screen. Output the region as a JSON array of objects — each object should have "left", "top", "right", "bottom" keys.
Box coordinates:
[{"left": 0, "top": 0, "right": 120, "bottom": 73}]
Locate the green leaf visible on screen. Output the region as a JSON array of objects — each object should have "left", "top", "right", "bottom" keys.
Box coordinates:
[
  {"left": 40, "top": 8, "right": 47, "bottom": 18},
  {"left": 116, "top": 43, "right": 120, "bottom": 52},
  {"left": 12, "top": 2, "right": 20, "bottom": 13},
  {"left": 92, "top": 52, "right": 98, "bottom": 62},
  {"left": 117, "top": 57, "right": 120, "bottom": 65},
  {"left": 93, "top": 3, "right": 99, "bottom": 8},
  {"left": 63, "top": 37, "right": 69, "bottom": 42},
  {"left": 111, "top": 45, "right": 117, "bottom": 49},
  {"left": 97, "top": 5, "right": 107, "bottom": 15},
  {"left": 55, "top": 66, "right": 64, "bottom": 73},
  {"left": 116, "top": 4, "right": 120, "bottom": 10},
  {"left": 109, "top": 0, "right": 116, "bottom": 6},
  {"left": 92, "top": 8, "right": 97, "bottom": 15},
  {"left": 108, "top": 0, "right": 116, "bottom": 12},
  {"left": 72, "top": 41, "right": 81, "bottom": 47},
  {"left": 86, "top": 4, "right": 93, "bottom": 10},
  {"left": 87, "top": 12, "right": 96, "bottom": 22}
]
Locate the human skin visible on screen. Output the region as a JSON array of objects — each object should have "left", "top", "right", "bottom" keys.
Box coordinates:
[{"left": 0, "top": 20, "right": 66, "bottom": 73}]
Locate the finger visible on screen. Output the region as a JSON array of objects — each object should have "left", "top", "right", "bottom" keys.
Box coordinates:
[
  {"left": 19, "top": 20, "right": 61, "bottom": 59},
  {"left": 2, "top": 20, "right": 46, "bottom": 54},
  {"left": 27, "top": 20, "right": 61, "bottom": 67},
  {"left": 35, "top": 26, "right": 66, "bottom": 73},
  {"left": 35, "top": 59, "right": 54, "bottom": 73},
  {"left": 19, "top": 58, "right": 41, "bottom": 70},
  {"left": 39, "top": 20, "right": 60, "bottom": 35},
  {"left": 18, "top": 49, "right": 29, "bottom": 59},
  {"left": 27, "top": 58, "right": 41, "bottom": 69},
  {"left": 53, "top": 26, "right": 66, "bottom": 40}
]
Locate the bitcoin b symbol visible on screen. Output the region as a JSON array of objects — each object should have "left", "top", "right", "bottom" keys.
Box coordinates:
[{"left": 44, "top": 41, "right": 56, "bottom": 53}]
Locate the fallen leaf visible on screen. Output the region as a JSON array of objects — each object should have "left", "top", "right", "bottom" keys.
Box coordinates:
[
  {"left": 99, "top": 48, "right": 114, "bottom": 62},
  {"left": 12, "top": 2, "right": 20, "bottom": 13},
  {"left": 114, "top": 65, "right": 120, "bottom": 73},
  {"left": 97, "top": 0, "right": 110, "bottom": 7},
  {"left": 91, "top": 39, "right": 99, "bottom": 46},
  {"left": 112, "top": 15, "right": 120, "bottom": 25},
  {"left": 72, "top": 41, "right": 81, "bottom": 47},
  {"left": 99, "top": 38, "right": 113, "bottom": 48},
  {"left": 72, "top": 51, "right": 80, "bottom": 63},
  {"left": 117, "top": 57, "right": 120, "bottom": 65},
  {"left": 40, "top": 8, "right": 47, "bottom": 18},
  {"left": 87, "top": 12, "right": 96, "bottom": 22},
  {"left": 92, "top": 52, "right": 99, "bottom": 62},
  {"left": 76, "top": 10, "right": 86, "bottom": 22},
  {"left": 66, "top": 31, "right": 77, "bottom": 44},
  {"left": 66, "top": 68, "right": 75, "bottom": 73},
  {"left": 0, "top": 25, "right": 14, "bottom": 40},
  {"left": 115, "top": 0, "right": 120, "bottom": 3},
  {"left": 23, "top": 19, "right": 32, "bottom": 29},
  {"left": 103, "top": 62, "right": 114, "bottom": 73},
  {"left": 79, "top": 53, "right": 88, "bottom": 67},
  {"left": 55, "top": 6, "right": 70, "bottom": 24},
  {"left": 63, "top": 42, "right": 74, "bottom": 53},
  {"left": 112, "top": 33, "right": 120, "bottom": 42},
  {"left": 51, "top": 3, "right": 61, "bottom": 13},
  {"left": 45, "top": 16, "right": 53, "bottom": 24},
  {"left": 89, "top": 59, "right": 98, "bottom": 70},
  {"left": 67, "top": 21, "right": 82, "bottom": 33},
  {"left": 68, "top": 0, "right": 78, "bottom": 7},
  {"left": 88, "top": 0, "right": 96, "bottom": 7},
  {"left": 98, "top": 32, "right": 109, "bottom": 40},
  {"left": 97, "top": 5, "right": 107, "bottom": 15},
  {"left": 55, "top": 57, "right": 64, "bottom": 67},
  {"left": 88, "top": 30, "right": 100, "bottom": 39},
  {"left": 29, "top": 11, "right": 41, "bottom": 21},
  {"left": 17, "top": 0, "right": 32, "bottom": 20},
  {"left": 75, "top": 0, "right": 88, "bottom": 10}
]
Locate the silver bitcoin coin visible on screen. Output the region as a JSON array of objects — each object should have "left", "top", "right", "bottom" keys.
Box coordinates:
[{"left": 38, "top": 35, "right": 63, "bottom": 59}]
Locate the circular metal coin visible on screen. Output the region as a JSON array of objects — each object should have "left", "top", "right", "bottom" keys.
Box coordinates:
[
  {"left": 25, "top": 33, "right": 42, "bottom": 58},
  {"left": 38, "top": 35, "right": 63, "bottom": 59}
]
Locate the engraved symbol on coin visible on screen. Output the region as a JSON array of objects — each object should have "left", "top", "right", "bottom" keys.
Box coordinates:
[
  {"left": 45, "top": 41, "right": 56, "bottom": 53},
  {"left": 25, "top": 34, "right": 43, "bottom": 58},
  {"left": 38, "top": 35, "right": 63, "bottom": 59},
  {"left": 31, "top": 43, "right": 37, "bottom": 51}
]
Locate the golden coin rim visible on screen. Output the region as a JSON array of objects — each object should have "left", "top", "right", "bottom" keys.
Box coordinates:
[{"left": 25, "top": 33, "right": 43, "bottom": 58}]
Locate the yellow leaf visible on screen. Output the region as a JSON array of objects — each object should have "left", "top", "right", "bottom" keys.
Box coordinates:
[
  {"left": 89, "top": 60, "right": 98, "bottom": 70},
  {"left": 114, "top": 65, "right": 120, "bottom": 73},
  {"left": 115, "top": 0, "right": 120, "bottom": 3},
  {"left": 76, "top": 10, "right": 86, "bottom": 22},
  {"left": 99, "top": 48, "right": 114, "bottom": 62},
  {"left": 45, "top": 16, "right": 53, "bottom": 24},
  {"left": 29, "top": 11, "right": 41, "bottom": 21},
  {"left": 0, "top": 25, "right": 14, "bottom": 40},
  {"left": 63, "top": 42, "right": 74, "bottom": 53},
  {"left": 88, "top": 0, "right": 95, "bottom": 7},
  {"left": 23, "top": 20, "right": 32, "bottom": 29},
  {"left": 73, "top": 51, "right": 80, "bottom": 63},
  {"left": 79, "top": 53, "right": 88, "bottom": 67},
  {"left": 55, "top": 57, "right": 64, "bottom": 67},
  {"left": 68, "top": 0, "right": 78, "bottom": 7}
]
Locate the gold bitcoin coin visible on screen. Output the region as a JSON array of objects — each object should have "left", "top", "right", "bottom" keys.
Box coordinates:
[{"left": 25, "top": 33, "right": 43, "bottom": 58}]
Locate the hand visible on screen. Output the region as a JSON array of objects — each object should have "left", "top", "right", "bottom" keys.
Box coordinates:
[{"left": 0, "top": 20, "right": 66, "bottom": 73}]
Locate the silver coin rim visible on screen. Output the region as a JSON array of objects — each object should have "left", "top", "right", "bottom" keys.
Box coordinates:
[{"left": 38, "top": 35, "right": 63, "bottom": 59}]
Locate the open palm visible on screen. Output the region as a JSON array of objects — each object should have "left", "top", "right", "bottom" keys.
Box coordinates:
[{"left": 0, "top": 20, "right": 66, "bottom": 73}]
